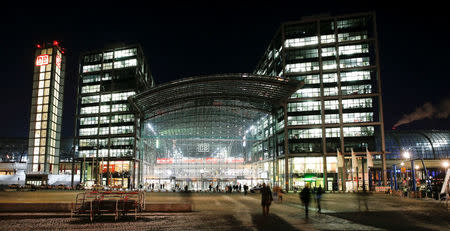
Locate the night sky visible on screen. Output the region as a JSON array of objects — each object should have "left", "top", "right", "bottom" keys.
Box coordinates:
[{"left": 1, "top": 5, "right": 449, "bottom": 138}]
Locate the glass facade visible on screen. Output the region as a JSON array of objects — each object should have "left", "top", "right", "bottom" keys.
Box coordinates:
[
  {"left": 75, "top": 44, "right": 153, "bottom": 189},
  {"left": 254, "top": 12, "right": 384, "bottom": 190},
  {"left": 385, "top": 131, "right": 450, "bottom": 160},
  {"left": 27, "top": 42, "right": 65, "bottom": 179}
]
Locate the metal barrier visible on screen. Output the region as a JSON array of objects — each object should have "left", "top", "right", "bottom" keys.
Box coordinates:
[{"left": 71, "top": 191, "right": 145, "bottom": 221}]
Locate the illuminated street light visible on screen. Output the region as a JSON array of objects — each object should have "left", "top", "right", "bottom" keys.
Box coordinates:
[
  {"left": 402, "top": 151, "right": 411, "bottom": 159},
  {"left": 400, "top": 162, "right": 404, "bottom": 166},
  {"left": 443, "top": 161, "right": 449, "bottom": 168}
]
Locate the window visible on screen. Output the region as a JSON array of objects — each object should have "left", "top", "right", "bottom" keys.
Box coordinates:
[
  {"left": 79, "top": 139, "right": 97, "bottom": 147},
  {"left": 286, "top": 48, "right": 318, "bottom": 60},
  {"left": 341, "top": 71, "right": 371, "bottom": 82},
  {"left": 81, "top": 95, "right": 100, "bottom": 104},
  {"left": 322, "top": 60, "right": 337, "bottom": 70},
  {"left": 79, "top": 127, "right": 98, "bottom": 136},
  {"left": 325, "top": 114, "right": 340, "bottom": 124},
  {"left": 81, "top": 85, "right": 100, "bottom": 94},
  {"left": 325, "top": 127, "right": 340, "bottom": 137},
  {"left": 322, "top": 73, "right": 337, "bottom": 83},
  {"left": 337, "top": 18, "right": 366, "bottom": 29},
  {"left": 290, "top": 75, "right": 320, "bottom": 84},
  {"left": 339, "top": 44, "right": 369, "bottom": 56},
  {"left": 80, "top": 117, "right": 98, "bottom": 125},
  {"left": 100, "top": 105, "right": 110, "bottom": 113},
  {"left": 110, "top": 137, "right": 134, "bottom": 146},
  {"left": 339, "top": 57, "right": 370, "bottom": 68},
  {"left": 111, "top": 91, "right": 135, "bottom": 101},
  {"left": 99, "top": 127, "right": 109, "bottom": 135},
  {"left": 343, "top": 126, "right": 374, "bottom": 137},
  {"left": 103, "top": 62, "right": 113, "bottom": 70},
  {"left": 82, "top": 74, "right": 101, "bottom": 83},
  {"left": 288, "top": 115, "right": 321, "bottom": 125},
  {"left": 114, "top": 58, "right": 137, "bottom": 69},
  {"left": 103, "top": 52, "right": 113, "bottom": 60},
  {"left": 341, "top": 84, "right": 372, "bottom": 95},
  {"left": 321, "top": 47, "right": 336, "bottom": 57},
  {"left": 80, "top": 106, "right": 99, "bottom": 114},
  {"left": 286, "top": 62, "right": 319, "bottom": 73},
  {"left": 111, "top": 104, "right": 128, "bottom": 112},
  {"left": 114, "top": 48, "right": 137, "bottom": 59},
  {"left": 82, "top": 64, "right": 102, "bottom": 73},
  {"left": 84, "top": 53, "right": 102, "bottom": 63},
  {"left": 284, "top": 36, "right": 319, "bottom": 48},
  {"left": 324, "top": 100, "right": 339, "bottom": 110},
  {"left": 343, "top": 112, "right": 373, "bottom": 123},
  {"left": 288, "top": 101, "right": 321, "bottom": 112},
  {"left": 289, "top": 128, "right": 322, "bottom": 139},
  {"left": 338, "top": 31, "right": 368, "bottom": 42},
  {"left": 320, "top": 34, "right": 335, "bottom": 44},
  {"left": 323, "top": 87, "right": 338, "bottom": 96},
  {"left": 292, "top": 88, "right": 320, "bottom": 98},
  {"left": 110, "top": 114, "right": 134, "bottom": 123},
  {"left": 342, "top": 98, "right": 372, "bottom": 109},
  {"left": 110, "top": 125, "right": 133, "bottom": 134}
]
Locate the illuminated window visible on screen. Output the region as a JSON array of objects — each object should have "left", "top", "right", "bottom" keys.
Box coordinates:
[
  {"left": 81, "top": 85, "right": 100, "bottom": 94},
  {"left": 286, "top": 62, "right": 319, "bottom": 73},
  {"left": 284, "top": 36, "right": 319, "bottom": 48},
  {"left": 81, "top": 95, "right": 100, "bottom": 104},
  {"left": 80, "top": 106, "right": 99, "bottom": 114},
  {"left": 341, "top": 71, "right": 371, "bottom": 82},
  {"left": 339, "top": 44, "right": 369, "bottom": 56},
  {"left": 320, "top": 34, "right": 335, "bottom": 44},
  {"left": 325, "top": 114, "right": 339, "bottom": 124},
  {"left": 114, "top": 48, "right": 137, "bottom": 59},
  {"left": 82, "top": 64, "right": 102, "bottom": 73}
]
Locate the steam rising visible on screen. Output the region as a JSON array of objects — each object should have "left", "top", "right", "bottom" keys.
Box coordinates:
[{"left": 393, "top": 98, "right": 450, "bottom": 128}]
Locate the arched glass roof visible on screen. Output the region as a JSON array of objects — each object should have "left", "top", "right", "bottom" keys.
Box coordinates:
[
  {"left": 129, "top": 73, "right": 302, "bottom": 120},
  {"left": 385, "top": 130, "right": 450, "bottom": 160}
]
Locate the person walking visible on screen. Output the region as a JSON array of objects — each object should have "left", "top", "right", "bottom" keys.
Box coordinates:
[
  {"left": 316, "top": 185, "right": 323, "bottom": 213},
  {"left": 244, "top": 184, "right": 248, "bottom": 195},
  {"left": 261, "top": 183, "right": 273, "bottom": 216},
  {"left": 300, "top": 185, "right": 311, "bottom": 218}
]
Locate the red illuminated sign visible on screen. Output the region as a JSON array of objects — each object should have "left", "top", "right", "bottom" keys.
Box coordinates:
[
  {"left": 56, "top": 54, "right": 61, "bottom": 68},
  {"left": 35, "top": 55, "right": 49, "bottom": 66}
]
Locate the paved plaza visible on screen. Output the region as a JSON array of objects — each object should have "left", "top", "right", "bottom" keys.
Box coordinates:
[{"left": 0, "top": 192, "right": 448, "bottom": 230}]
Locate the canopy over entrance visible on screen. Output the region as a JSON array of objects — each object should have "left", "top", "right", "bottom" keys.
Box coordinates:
[{"left": 128, "top": 73, "right": 302, "bottom": 190}]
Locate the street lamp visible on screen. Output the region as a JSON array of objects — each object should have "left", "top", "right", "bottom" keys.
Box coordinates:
[
  {"left": 443, "top": 161, "right": 449, "bottom": 169},
  {"left": 402, "top": 150, "right": 416, "bottom": 192}
]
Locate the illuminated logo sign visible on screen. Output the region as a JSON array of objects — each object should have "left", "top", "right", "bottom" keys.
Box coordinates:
[
  {"left": 35, "top": 55, "right": 49, "bottom": 66},
  {"left": 55, "top": 54, "right": 61, "bottom": 69},
  {"left": 197, "top": 143, "right": 209, "bottom": 152}
]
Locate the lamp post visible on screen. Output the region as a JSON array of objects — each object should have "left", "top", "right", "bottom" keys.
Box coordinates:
[{"left": 402, "top": 151, "right": 416, "bottom": 192}]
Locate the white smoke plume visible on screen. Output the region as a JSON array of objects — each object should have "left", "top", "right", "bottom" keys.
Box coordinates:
[{"left": 393, "top": 98, "right": 450, "bottom": 129}]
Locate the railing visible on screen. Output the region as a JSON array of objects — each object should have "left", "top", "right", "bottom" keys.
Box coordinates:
[{"left": 71, "top": 191, "right": 145, "bottom": 221}]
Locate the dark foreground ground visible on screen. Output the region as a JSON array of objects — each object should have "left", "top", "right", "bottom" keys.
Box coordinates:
[{"left": 0, "top": 192, "right": 448, "bottom": 230}]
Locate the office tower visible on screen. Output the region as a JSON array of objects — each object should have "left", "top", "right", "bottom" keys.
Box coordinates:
[
  {"left": 75, "top": 44, "right": 153, "bottom": 188},
  {"left": 26, "top": 41, "right": 65, "bottom": 185},
  {"left": 254, "top": 12, "right": 386, "bottom": 190}
]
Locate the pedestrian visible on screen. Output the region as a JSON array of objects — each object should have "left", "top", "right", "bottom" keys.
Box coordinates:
[
  {"left": 244, "top": 184, "right": 248, "bottom": 195},
  {"left": 216, "top": 184, "right": 219, "bottom": 192},
  {"left": 261, "top": 183, "right": 273, "bottom": 216},
  {"left": 239, "top": 184, "right": 242, "bottom": 192},
  {"left": 299, "top": 185, "right": 311, "bottom": 218},
  {"left": 316, "top": 185, "right": 323, "bottom": 213}
]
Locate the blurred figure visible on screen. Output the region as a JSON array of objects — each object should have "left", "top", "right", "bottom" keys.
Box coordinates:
[
  {"left": 261, "top": 183, "right": 273, "bottom": 216},
  {"left": 316, "top": 185, "right": 324, "bottom": 213},
  {"left": 299, "top": 185, "right": 311, "bottom": 218},
  {"left": 244, "top": 184, "right": 248, "bottom": 195}
]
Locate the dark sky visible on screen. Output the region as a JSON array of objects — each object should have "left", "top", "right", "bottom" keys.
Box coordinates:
[{"left": 1, "top": 5, "right": 449, "bottom": 138}]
